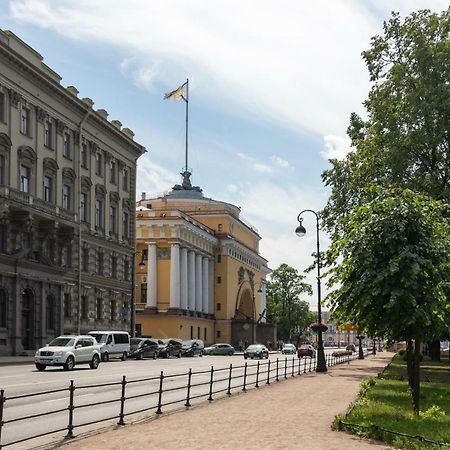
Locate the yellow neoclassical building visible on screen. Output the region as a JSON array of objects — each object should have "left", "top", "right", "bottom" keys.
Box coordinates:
[{"left": 134, "top": 173, "right": 273, "bottom": 346}]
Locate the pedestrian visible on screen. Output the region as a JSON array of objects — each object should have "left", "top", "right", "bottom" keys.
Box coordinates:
[{"left": 238, "top": 339, "right": 244, "bottom": 352}]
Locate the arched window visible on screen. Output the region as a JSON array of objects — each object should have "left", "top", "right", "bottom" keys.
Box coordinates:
[
  {"left": 18, "top": 146, "right": 37, "bottom": 195},
  {"left": 62, "top": 168, "right": 76, "bottom": 211},
  {"left": 0, "top": 289, "right": 7, "bottom": 328},
  {"left": 0, "top": 133, "right": 12, "bottom": 187},
  {"left": 43, "top": 157, "right": 58, "bottom": 204}
]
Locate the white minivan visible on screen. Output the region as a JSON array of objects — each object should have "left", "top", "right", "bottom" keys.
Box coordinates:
[{"left": 88, "top": 331, "right": 130, "bottom": 362}]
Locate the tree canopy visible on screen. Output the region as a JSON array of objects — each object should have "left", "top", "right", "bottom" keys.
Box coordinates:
[{"left": 266, "top": 263, "right": 314, "bottom": 342}]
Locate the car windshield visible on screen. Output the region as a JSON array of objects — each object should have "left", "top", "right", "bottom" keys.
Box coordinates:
[
  {"left": 49, "top": 337, "right": 75, "bottom": 347},
  {"left": 300, "top": 345, "right": 311, "bottom": 349},
  {"left": 88, "top": 333, "right": 108, "bottom": 343},
  {"left": 182, "top": 340, "right": 195, "bottom": 346},
  {"left": 246, "top": 345, "right": 260, "bottom": 351},
  {"left": 130, "top": 338, "right": 143, "bottom": 346}
]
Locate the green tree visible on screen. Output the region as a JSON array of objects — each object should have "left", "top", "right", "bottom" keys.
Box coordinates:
[
  {"left": 321, "top": 8, "right": 450, "bottom": 356},
  {"left": 328, "top": 189, "right": 450, "bottom": 414},
  {"left": 266, "top": 264, "right": 313, "bottom": 342}
]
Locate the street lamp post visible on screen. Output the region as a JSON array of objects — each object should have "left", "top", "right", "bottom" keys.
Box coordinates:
[
  {"left": 295, "top": 210, "right": 327, "bottom": 373},
  {"left": 130, "top": 252, "right": 146, "bottom": 338},
  {"left": 251, "top": 285, "right": 263, "bottom": 345}
]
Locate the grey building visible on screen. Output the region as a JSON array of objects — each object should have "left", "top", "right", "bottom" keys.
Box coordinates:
[{"left": 0, "top": 29, "right": 145, "bottom": 355}]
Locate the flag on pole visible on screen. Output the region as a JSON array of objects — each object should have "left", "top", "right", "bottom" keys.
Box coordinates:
[{"left": 164, "top": 82, "right": 187, "bottom": 101}]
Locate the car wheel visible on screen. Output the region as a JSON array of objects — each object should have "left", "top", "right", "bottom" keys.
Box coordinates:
[
  {"left": 89, "top": 354, "right": 100, "bottom": 369},
  {"left": 35, "top": 363, "right": 46, "bottom": 371},
  {"left": 138, "top": 353, "right": 143, "bottom": 360},
  {"left": 199, "top": 351, "right": 203, "bottom": 357},
  {"left": 64, "top": 356, "right": 75, "bottom": 371},
  {"left": 153, "top": 352, "right": 157, "bottom": 360},
  {"left": 228, "top": 351, "right": 233, "bottom": 356},
  {"left": 244, "top": 355, "right": 248, "bottom": 359},
  {"left": 177, "top": 351, "right": 182, "bottom": 358},
  {"left": 259, "top": 353, "right": 263, "bottom": 359},
  {"left": 102, "top": 352, "right": 109, "bottom": 362},
  {"left": 121, "top": 352, "right": 127, "bottom": 361},
  {"left": 165, "top": 353, "right": 170, "bottom": 358}
]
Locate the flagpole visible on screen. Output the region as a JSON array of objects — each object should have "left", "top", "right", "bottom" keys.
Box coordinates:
[{"left": 185, "top": 78, "right": 189, "bottom": 174}]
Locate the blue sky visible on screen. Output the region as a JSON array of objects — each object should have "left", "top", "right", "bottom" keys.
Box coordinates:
[{"left": 2, "top": 0, "right": 447, "bottom": 307}]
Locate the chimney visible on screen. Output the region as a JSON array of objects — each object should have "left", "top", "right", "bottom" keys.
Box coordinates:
[
  {"left": 66, "top": 86, "right": 79, "bottom": 97},
  {"left": 141, "top": 192, "right": 146, "bottom": 201},
  {"left": 81, "top": 97, "right": 94, "bottom": 108},
  {"left": 122, "top": 127, "right": 135, "bottom": 139},
  {"left": 111, "top": 120, "right": 122, "bottom": 130},
  {"left": 96, "top": 109, "right": 109, "bottom": 119}
]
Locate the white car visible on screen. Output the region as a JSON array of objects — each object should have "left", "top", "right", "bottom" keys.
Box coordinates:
[
  {"left": 88, "top": 331, "right": 130, "bottom": 362},
  {"left": 35, "top": 335, "right": 101, "bottom": 371},
  {"left": 281, "top": 344, "right": 296, "bottom": 355}
]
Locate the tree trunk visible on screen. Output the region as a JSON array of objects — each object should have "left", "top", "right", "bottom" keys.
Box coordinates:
[
  {"left": 406, "top": 339, "right": 414, "bottom": 390},
  {"left": 412, "top": 337, "right": 421, "bottom": 415},
  {"left": 429, "top": 339, "right": 441, "bottom": 361}
]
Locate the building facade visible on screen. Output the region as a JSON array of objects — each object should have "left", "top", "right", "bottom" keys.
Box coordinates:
[
  {"left": 135, "top": 173, "right": 274, "bottom": 346},
  {"left": 0, "top": 29, "right": 145, "bottom": 355}
]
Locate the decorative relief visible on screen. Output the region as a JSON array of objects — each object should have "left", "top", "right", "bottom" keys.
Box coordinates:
[
  {"left": 56, "top": 119, "right": 66, "bottom": 135},
  {"left": 157, "top": 248, "right": 170, "bottom": 260},
  {"left": 238, "top": 266, "right": 245, "bottom": 285},
  {"left": 95, "top": 183, "right": 106, "bottom": 197},
  {"left": 122, "top": 198, "right": 132, "bottom": 210},
  {"left": 9, "top": 89, "right": 21, "bottom": 108},
  {"left": 62, "top": 167, "right": 76, "bottom": 182},
  {"left": 109, "top": 191, "right": 120, "bottom": 204},
  {"left": 35, "top": 106, "right": 47, "bottom": 123}
]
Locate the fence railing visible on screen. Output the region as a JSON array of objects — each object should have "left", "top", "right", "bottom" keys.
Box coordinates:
[{"left": 0, "top": 350, "right": 368, "bottom": 449}]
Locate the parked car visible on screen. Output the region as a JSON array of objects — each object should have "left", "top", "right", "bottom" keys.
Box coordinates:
[
  {"left": 244, "top": 344, "right": 269, "bottom": 359},
  {"left": 158, "top": 339, "right": 183, "bottom": 358},
  {"left": 281, "top": 343, "right": 296, "bottom": 355},
  {"left": 88, "top": 331, "right": 130, "bottom": 362},
  {"left": 297, "top": 344, "right": 316, "bottom": 358},
  {"left": 346, "top": 344, "right": 356, "bottom": 352},
  {"left": 129, "top": 338, "right": 160, "bottom": 359},
  {"left": 202, "top": 343, "right": 235, "bottom": 356},
  {"left": 181, "top": 339, "right": 204, "bottom": 357},
  {"left": 35, "top": 335, "right": 101, "bottom": 371}
]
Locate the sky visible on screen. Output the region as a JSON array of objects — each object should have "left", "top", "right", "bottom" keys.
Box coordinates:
[{"left": 1, "top": 0, "right": 447, "bottom": 309}]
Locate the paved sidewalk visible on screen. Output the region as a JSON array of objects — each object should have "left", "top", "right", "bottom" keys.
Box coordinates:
[{"left": 62, "top": 353, "right": 393, "bottom": 450}]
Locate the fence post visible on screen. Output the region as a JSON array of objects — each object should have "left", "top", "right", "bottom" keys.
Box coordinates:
[
  {"left": 0, "top": 389, "right": 5, "bottom": 449},
  {"left": 117, "top": 376, "right": 127, "bottom": 425},
  {"left": 284, "top": 357, "right": 287, "bottom": 379},
  {"left": 291, "top": 357, "right": 295, "bottom": 377},
  {"left": 66, "top": 380, "right": 75, "bottom": 439},
  {"left": 276, "top": 358, "right": 279, "bottom": 382},
  {"left": 185, "top": 368, "right": 192, "bottom": 406},
  {"left": 156, "top": 371, "right": 164, "bottom": 414},
  {"left": 348, "top": 352, "right": 350, "bottom": 364},
  {"left": 255, "top": 361, "right": 260, "bottom": 388},
  {"left": 208, "top": 366, "right": 214, "bottom": 401},
  {"left": 308, "top": 356, "right": 312, "bottom": 372},
  {"left": 297, "top": 357, "right": 301, "bottom": 375},
  {"left": 227, "top": 364, "right": 233, "bottom": 396},
  {"left": 243, "top": 362, "right": 248, "bottom": 391},
  {"left": 266, "top": 359, "right": 271, "bottom": 385}
]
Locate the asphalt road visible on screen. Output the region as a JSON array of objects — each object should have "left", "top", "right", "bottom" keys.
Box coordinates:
[{"left": 0, "top": 349, "right": 358, "bottom": 449}]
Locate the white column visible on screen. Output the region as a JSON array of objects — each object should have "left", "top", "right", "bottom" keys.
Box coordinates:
[
  {"left": 146, "top": 243, "right": 157, "bottom": 308},
  {"left": 209, "top": 258, "right": 214, "bottom": 315},
  {"left": 188, "top": 250, "right": 196, "bottom": 311},
  {"left": 202, "top": 257, "right": 209, "bottom": 314},
  {"left": 260, "top": 283, "right": 267, "bottom": 323},
  {"left": 195, "top": 254, "right": 203, "bottom": 313},
  {"left": 170, "top": 243, "right": 180, "bottom": 309},
  {"left": 180, "top": 247, "right": 188, "bottom": 310}
]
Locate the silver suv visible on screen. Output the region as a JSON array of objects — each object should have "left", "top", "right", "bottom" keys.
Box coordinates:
[{"left": 35, "top": 335, "right": 101, "bottom": 371}]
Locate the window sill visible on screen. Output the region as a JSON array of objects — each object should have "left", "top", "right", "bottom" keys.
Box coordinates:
[{"left": 63, "top": 154, "right": 72, "bottom": 161}]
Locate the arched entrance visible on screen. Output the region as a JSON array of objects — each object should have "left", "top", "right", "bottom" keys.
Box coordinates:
[
  {"left": 231, "top": 287, "right": 255, "bottom": 347},
  {"left": 21, "top": 288, "right": 34, "bottom": 350}
]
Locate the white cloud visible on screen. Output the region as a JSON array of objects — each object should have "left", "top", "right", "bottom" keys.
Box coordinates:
[
  {"left": 321, "top": 135, "right": 353, "bottom": 161},
  {"left": 120, "top": 57, "right": 160, "bottom": 91},
  {"left": 271, "top": 155, "right": 290, "bottom": 168},
  {"left": 237, "top": 152, "right": 273, "bottom": 174}
]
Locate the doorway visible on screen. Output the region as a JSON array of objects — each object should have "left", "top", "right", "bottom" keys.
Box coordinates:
[{"left": 21, "top": 288, "right": 34, "bottom": 350}]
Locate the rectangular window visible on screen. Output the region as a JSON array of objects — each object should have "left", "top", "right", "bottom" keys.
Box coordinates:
[
  {"left": 110, "top": 206, "right": 117, "bottom": 234},
  {"left": 81, "top": 143, "right": 88, "bottom": 168},
  {"left": 81, "top": 295, "right": 88, "bottom": 320},
  {"left": 124, "top": 257, "right": 130, "bottom": 281},
  {"left": 97, "top": 251, "right": 104, "bottom": 275},
  {"left": 82, "top": 246, "right": 89, "bottom": 272},
  {"left": 20, "top": 165, "right": 30, "bottom": 193},
  {"left": 197, "top": 327, "right": 200, "bottom": 339},
  {"left": 217, "top": 276, "right": 221, "bottom": 284},
  {"left": 110, "top": 159, "right": 116, "bottom": 184},
  {"left": 111, "top": 255, "right": 117, "bottom": 279},
  {"left": 44, "top": 176, "right": 53, "bottom": 202},
  {"left": 216, "top": 303, "right": 221, "bottom": 311},
  {"left": 20, "top": 106, "right": 30, "bottom": 135},
  {"left": 217, "top": 330, "right": 221, "bottom": 338},
  {"left": 80, "top": 192, "right": 88, "bottom": 222},
  {"left": 217, "top": 254, "right": 221, "bottom": 263},
  {"left": 63, "top": 132, "right": 71, "bottom": 158},
  {"left": 0, "top": 92, "right": 5, "bottom": 123},
  {"left": 141, "top": 283, "right": 147, "bottom": 301},
  {"left": 217, "top": 224, "right": 223, "bottom": 232},
  {"left": 95, "top": 199, "right": 103, "bottom": 229},
  {"left": 96, "top": 152, "right": 103, "bottom": 176},
  {"left": 122, "top": 211, "right": 129, "bottom": 238},
  {"left": 0, "top": 224, "right": 6, "bottom": 253},
  {"left": 44, "top": 120, "right": 53, "bottom": 148},
  {"left": 64, "top": 294, "right": 71, "bottom": 319},
  {"left": 63, "top": 184, "right": 71, "bottom": 210},
  {"left": 110, "top": 300, "right": 116, "bottom": 322},
  {"left": 190, "top": 326, "right": 193, "bottom": 339},
  {"left": 123, "top": 167, "right": 129, "bottom": 191},
  {"left": 0, "top": 155, "right": 5, "bottom": 185},
  {"left": 204, "top": 328, "right": 207, "bottom": 341},
  {"left": 96, "top": 298, "right": 103, "bottom": 320}
]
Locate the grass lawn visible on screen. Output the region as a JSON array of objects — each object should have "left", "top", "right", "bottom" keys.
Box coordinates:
[{"left": 336, "top": 354, "right": 450, "bottom": 450}]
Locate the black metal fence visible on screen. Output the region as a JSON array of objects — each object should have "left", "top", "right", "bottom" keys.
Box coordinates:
[{"left": 0, "top": 350, "right": 367, "bottom": 449}]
